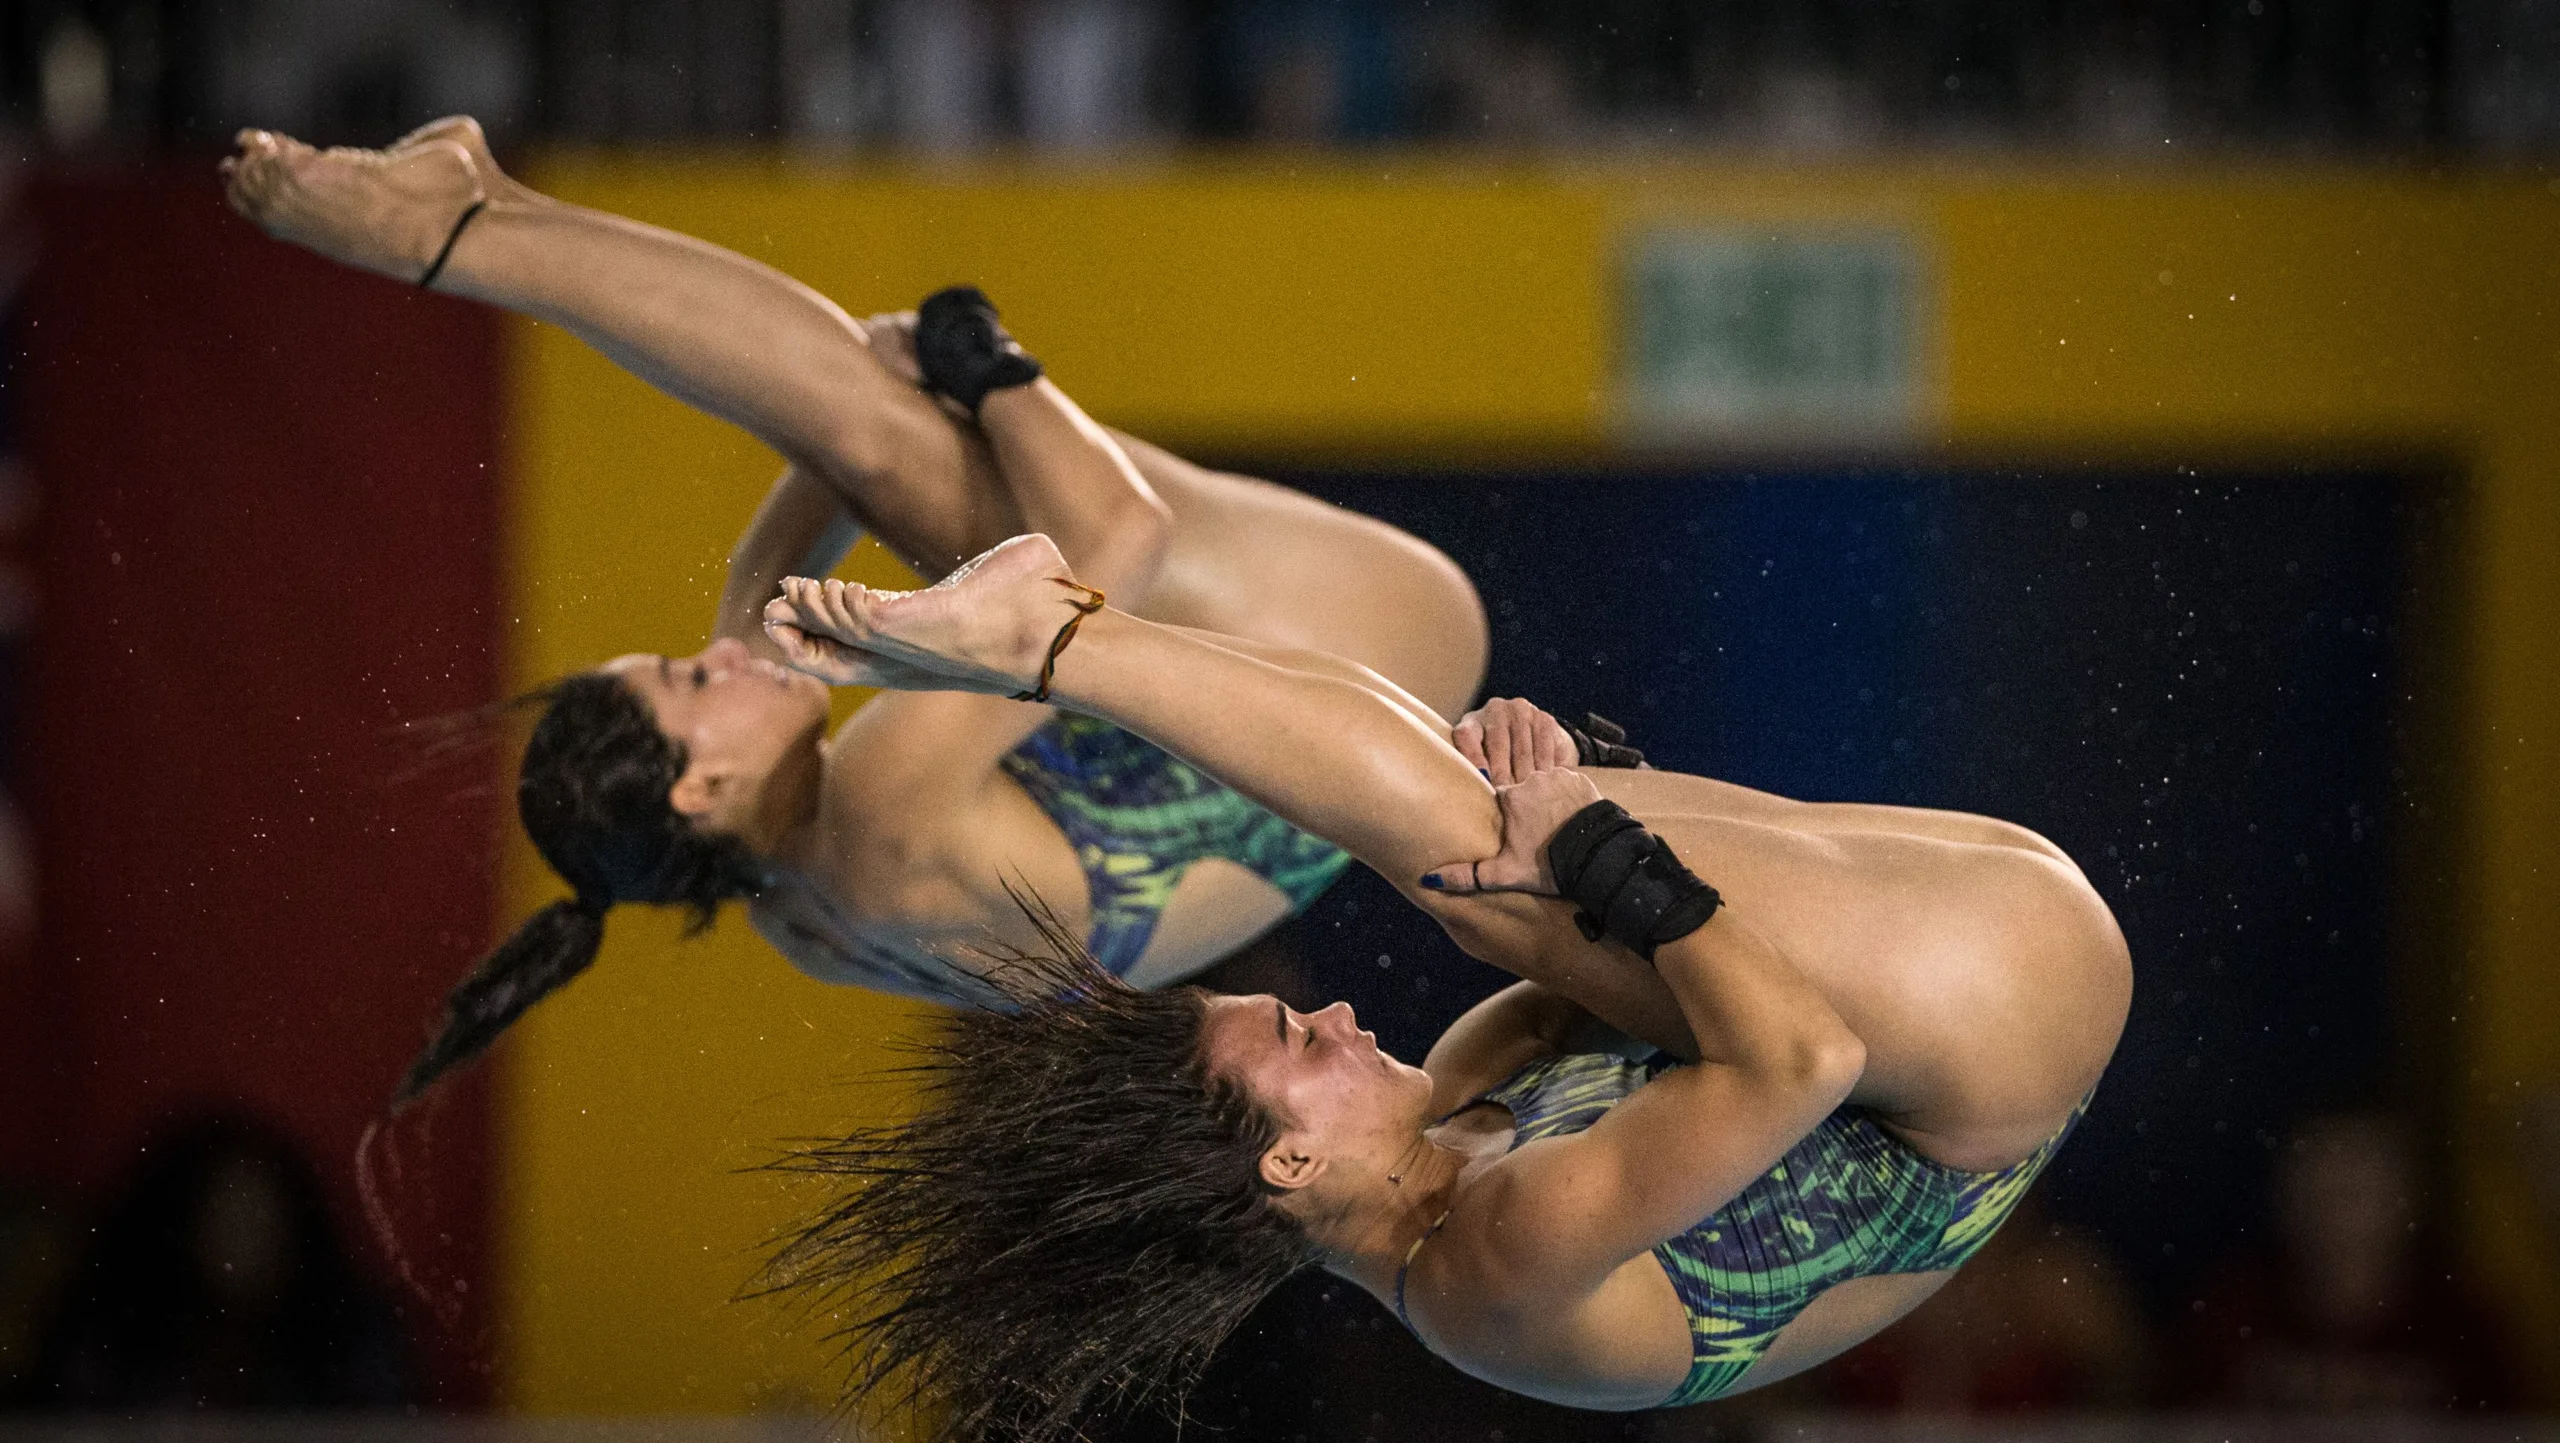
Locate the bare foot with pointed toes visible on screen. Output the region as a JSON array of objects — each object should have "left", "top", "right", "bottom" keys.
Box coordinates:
[
  {"left": 765, "top": 534, "right": 1089, "bottom": 696},
  {"left": 222, "top": 128, "right": 485, "bottom": 285}
]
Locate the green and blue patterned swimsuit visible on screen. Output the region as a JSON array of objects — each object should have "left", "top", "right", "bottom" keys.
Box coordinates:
[
  {"left": 1422, "top": 1051, "right": 2086, "bottom": 1407},
  {"left": 999, "top": 712, "right": 1353, "bottom": 976}
]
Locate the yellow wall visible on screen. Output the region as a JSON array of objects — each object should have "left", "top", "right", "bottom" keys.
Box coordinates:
[{"left": 503, "top": 157, "right": 2560, "bottom": 1411}]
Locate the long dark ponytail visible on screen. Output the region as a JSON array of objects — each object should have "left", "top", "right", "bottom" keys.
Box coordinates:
[{"left": 393, "top": 673, "right": 769, "bottom": 1107}]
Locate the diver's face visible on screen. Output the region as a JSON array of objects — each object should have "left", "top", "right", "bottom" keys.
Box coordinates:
[
  {"left": 600, "top": 637, "right": 830, "bottom": 825},
  {"left": 1198, "top": 993, "right": 1434, "bottom": 1193}
]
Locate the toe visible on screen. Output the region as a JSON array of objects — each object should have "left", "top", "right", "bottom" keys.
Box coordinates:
[{"left": 226, "top": 155, "right": 273, "bottom": 215}]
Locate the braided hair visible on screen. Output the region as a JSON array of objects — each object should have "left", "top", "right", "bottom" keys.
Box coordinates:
[{"left": 394, "top": 673, "right": 768, "bottom": 1107}]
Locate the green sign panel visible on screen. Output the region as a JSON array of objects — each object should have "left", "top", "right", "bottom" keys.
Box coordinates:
[{"left": 1623, "top": 230, "right": 1920, "bottom": 437}]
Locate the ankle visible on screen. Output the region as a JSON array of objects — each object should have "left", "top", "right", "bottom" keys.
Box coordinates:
[{"left": 417, "top": 198, "right": 488, "bottom": 290}]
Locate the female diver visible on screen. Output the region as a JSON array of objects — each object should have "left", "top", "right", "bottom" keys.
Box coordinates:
[
  {"left": 218, "top": 121, "right": 1490, "bottom": 1102},
  {"left": 753, "top": 536, "right": 2130, "bottom": 1437}
]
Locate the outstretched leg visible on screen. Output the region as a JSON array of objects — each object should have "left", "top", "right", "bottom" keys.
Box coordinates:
[
  {"left": 225, "top": 119, "right": 1484, "bottom": 711},
  {"left": 225, "top": 120, "right": 1023, "bottom": 579},
  {"left": 765, "top": 536, "right": 1497, "bottom": 882},
  {"left": 764, "top": 540, "right": 1692, "bottom": 1054}
]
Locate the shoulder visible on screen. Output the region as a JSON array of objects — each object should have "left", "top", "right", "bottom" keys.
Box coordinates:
[
  {"left": 818, "top": 690, "right": 1062, "bottom": 813},
  {"left": 808, "top": 750, "right": 1079, "bottom": 925},
  {"left": 1404, "top": 1159, "right": 1693, "bottom": 1409},
  {"left": 1430, "top": 1116, "right": 1633, "bottom": 1304}
]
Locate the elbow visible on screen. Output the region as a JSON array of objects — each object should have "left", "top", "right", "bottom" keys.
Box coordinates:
[{"left": 1781, "top": 1024, "right": 1866, "bottom": 1106}]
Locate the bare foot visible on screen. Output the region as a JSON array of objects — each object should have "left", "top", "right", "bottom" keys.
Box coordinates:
[
  {"left": 222, "top": 128, "right": 484, "bottom": 284},
  {"left": 764, "top": 534, "right": 1088, "bottom": 695},
  {"left": 389, "top": 115, "right": 537, "bottom": 206}
]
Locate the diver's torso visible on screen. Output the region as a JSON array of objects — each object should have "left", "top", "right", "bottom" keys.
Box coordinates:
[{"left": 753, "top": 749, "right": 1303, "bottom": 1004}]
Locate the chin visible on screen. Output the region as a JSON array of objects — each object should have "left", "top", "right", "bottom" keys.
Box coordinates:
[
  {"left": 1388, "top": 1052, "right": 1435, "bottom": 1100},
  {"left": 785, "top": 674, "right": 832, "bottom": 721}
]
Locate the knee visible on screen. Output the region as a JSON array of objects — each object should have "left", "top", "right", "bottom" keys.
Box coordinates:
[
  {"left": 808, "top": 404, "right": 915, "bottom": 488},
  {"left": 1074, "top": 488, "right": 1172, "bottom": 598},
  {"left": 1115, "top": 485, "right": 1175, "bottom": 569}
]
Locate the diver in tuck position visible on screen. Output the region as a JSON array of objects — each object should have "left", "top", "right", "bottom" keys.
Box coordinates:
[{"left": 752, "top": 535, "right": 2130, "bottom": 1437}]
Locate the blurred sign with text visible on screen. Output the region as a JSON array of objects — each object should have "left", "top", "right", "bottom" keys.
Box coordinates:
[{"left": 1623, "top": 229, "right": 1921, "bottom": 442}]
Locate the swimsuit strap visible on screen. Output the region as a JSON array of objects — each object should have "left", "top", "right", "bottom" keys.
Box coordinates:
[{"left": 1392, "top": 1209, "right": 1454, "bottom": 1331}]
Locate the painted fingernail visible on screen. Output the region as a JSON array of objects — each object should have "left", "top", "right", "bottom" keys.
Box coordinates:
[{"left": 1418, "top": 874, "right": 1444, "bottom": 890}]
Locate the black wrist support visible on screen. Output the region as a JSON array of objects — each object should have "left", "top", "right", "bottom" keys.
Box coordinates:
[
  {"left": 1546, "top": 799, "right": 1722, "bottom": 961},
  {"left": 915, "top": 285, "right": 1044, "bottom": 415},
  {"left": 1564, "top": 711, "right": 1647, "bottom": 768}
]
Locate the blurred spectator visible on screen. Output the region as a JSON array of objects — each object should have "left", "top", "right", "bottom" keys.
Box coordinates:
[
  {"left": 806, "top": 0, "right": 1170, "bottom": 155},
  {"left": 1825, "top": 1194, "right": 2149, "bottom": 1411},
  {"left": 2171, "top": 1111, "right": 2517, "bottom": 1411},
  {"left": 1409, "top": 5, "right": 1577, "bottom": 144},
  {"left": 1211, "top": 0, "right": 1406, "bottom": 143},
  {"left": 209, "top": 0, "right": 530, "bottom": 145},
  {"left": 10, "top": 0, "right": 2557, "bottom": 157},
  {"left": 29, "top": 1113, "right": 416, "bottom": 1411},
  {"left": 881, "top": 0, "right": 998, "bottom": 152},
  {"left": 1020, "top": 0, "right": 1165, "bottom": 153}
]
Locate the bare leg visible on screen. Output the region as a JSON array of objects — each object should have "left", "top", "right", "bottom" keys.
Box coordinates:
[
  {"left": 224, "top": 121, "right": 1009, "bottom": 577},
  {"left": 225, "top": 120, "right": 1485, "bottom": 710},
  {"left": 767, "top": 538, "right": 1498, "bottom": 882},
  {"left": 855, "top": 307, "right": 1173, "bottom": 605},
  {"left": 1112, "top": 433, "right": 1489, "bottom": 718},
  {"left": 765, "top": 541, "right": 1692, "bottom": 1053}
]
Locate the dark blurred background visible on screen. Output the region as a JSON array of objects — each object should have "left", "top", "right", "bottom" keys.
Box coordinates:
[
  {"left": 2, "top": 0, "right": 2558, "bottom": 156},
  {"left": 1, "top": 2, "right": 2556, "bottom": 1441}
]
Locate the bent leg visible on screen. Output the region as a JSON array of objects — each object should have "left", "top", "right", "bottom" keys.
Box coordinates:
[
  {"left": 769, "top": 556, "right": 1689, "bottom": 1050},
  {"left": 970, "top": 381, "right": 1172, "bottom": 606},
  {"left": 227, "top": 121, "right": 1485, "bottom": 709},
  {"left": 1112, "top": 432, "right": 1489, "bottom": 718}
]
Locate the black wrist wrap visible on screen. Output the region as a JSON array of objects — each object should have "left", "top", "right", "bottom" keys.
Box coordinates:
[
  {"left": 1564, "top": 711, "right": 1647, "bottom": 768},
  {"left": 915, "top": 285, "right": 1044, "bottom": 415},
  {"left": 1546, "top": 799, "right": 1722, "bottom": 961}
]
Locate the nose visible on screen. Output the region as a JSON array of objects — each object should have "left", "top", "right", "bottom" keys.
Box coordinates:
[
  {"left": 1318, "top": 1000, "right": 1359, "bottom": 1033},
  {"left": 701, "top": 636, "right": 750, "bottom": 674}
]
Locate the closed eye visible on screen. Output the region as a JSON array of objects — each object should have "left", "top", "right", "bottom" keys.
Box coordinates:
[{"left": 1276, "top": 1004, "right": 1314, "bottom": 1052}]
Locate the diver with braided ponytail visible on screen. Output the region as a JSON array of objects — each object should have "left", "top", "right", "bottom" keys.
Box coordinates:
[
  {"left": 225, "top": 118, "right": 1501, "bottom": 1107},
  {"left": 393, "top": 675, "right": 771, "bottom": 1105}
]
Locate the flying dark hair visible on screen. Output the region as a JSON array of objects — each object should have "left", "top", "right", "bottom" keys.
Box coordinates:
[
  {"left": 756, "top": 908, "right": 1314, "bottom": 1442},
  {"left": 393, "top": 672, "right": 768, "bottom": 1107}
]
